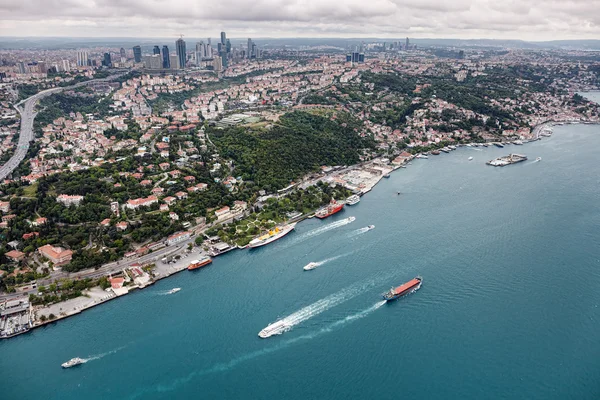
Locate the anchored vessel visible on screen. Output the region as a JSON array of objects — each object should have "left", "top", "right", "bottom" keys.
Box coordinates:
[
  {"left": 303, "top": 262, "right": 319, "bottom": 271},
  {"left": 188, "top": 256, "right": 212, "bottom": 270},
  {"left": 345, "top": 195, "right": 360, "bottom": 205},
  {"left": 382, "top": 276, "right": 422, "bottom": 301},
  {"left": 249, "top": 223, "right": 297, "bottom": 248},
  {"left": 315, "top": 199, "right": 344, "bottom": 219},
  {"left": 62, "top": 357, "right": 85, "bottom": 368},
  {"left": 486, "top": 154, "right": 527, "bottom": 167}
]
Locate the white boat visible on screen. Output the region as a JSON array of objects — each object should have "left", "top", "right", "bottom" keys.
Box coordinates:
[
  {"left": 249, "top": 223, "right": 297, "bottom": 248},
  {"left": 258, "top": 320, "right": 288, "bottom": 338},
  {"left": 168, "top": 288, "right": 181, "bottom": 294},
  {"left": 468, "top": 156, "right": 473, "bottom": 161},
  {"left": 345, "top": 194, "right": 360, "bottom": 205},
  {"left": 365, "top": 225, "right": 375, "bottom": 231},
  {"left": 536, "top": 157, "right": 542, "bottom": 162},
  {"left": 416, "top": 154, "right": 428, "bottom": 159},
  {"left": 346, "top": 216, "right": 356, "bottom": 223},
  {"left": 62, "top": 357, "right": 86, "bottom": 368},
  {"left": 303, "top": 262, "right": 319, "bottom": 271}
]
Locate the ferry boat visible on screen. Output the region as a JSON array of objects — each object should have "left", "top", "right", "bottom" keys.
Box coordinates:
[
  {"left": 382, "top": 276, "right": 422, "bottom": 301},
  {"left": 303, "top": 262, "right": 319, "bottom": 271},
  {"left": 188, "top": 256, "right": 212, "bottom": 270},
  {"left": 62, "top": 357, "right": 85, "bottom": 368},
  {"left": 258, "top": 320, "right": 288, "bottom": 338},
  {"left": 315, "top": 199, "right": 344, "bottom": 219},
  {"left": 345, "top": 195, "right": 360, "bottom": 205},
  {"left": 248, "top": 223, "right": 297, "bottom": 248},
  {"left": 168, "top": 288, "right": 181, "bottom": 294}
]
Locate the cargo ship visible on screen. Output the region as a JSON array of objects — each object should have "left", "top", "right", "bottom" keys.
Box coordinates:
[
  {"left": 188, "top": 256, "right": 212, "bottom": 270},
  {"left": 382, "top": 276, "right": 422, "bottom": 301},
  {"left": 315, "top": 199, "right": 344, "bottom": 219},
  {"left": 248, "top": 223, "right": 296, "bottom": 248}
]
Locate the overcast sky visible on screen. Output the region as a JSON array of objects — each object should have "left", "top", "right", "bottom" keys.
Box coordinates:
[{"left": 1, "top": 0, "right": 599, "bottom": 41}]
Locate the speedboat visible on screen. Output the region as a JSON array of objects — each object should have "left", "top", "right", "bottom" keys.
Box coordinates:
[
  {"left": 536, "top": 157, "right": 542, "bottom": 162},
  {"left": 62, "top": 357, "right": 86, "bottom": 368},
  {"left": 168, "top": 288, "right": 181, "bottom": 294},
  {"left": 303, "top": 262, "right": 319, "bottom": 271},
  {"left": 468, "top": 156, "right": 473, "bottom": 161},
  {"left": 365, "top": 225, "right": 375, "bottom": 231}
]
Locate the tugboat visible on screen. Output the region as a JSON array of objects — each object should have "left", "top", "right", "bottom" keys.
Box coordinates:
[
  {"left": 382, "top": 276, "right": 422, "bottom": 301},
  {"left": 62, "top": 357, "right": 86, "bottom": 368}
]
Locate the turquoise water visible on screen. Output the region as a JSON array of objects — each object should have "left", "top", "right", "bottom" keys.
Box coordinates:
[{"left": 2, "top": 124, "right": 600, "bottom": 400}]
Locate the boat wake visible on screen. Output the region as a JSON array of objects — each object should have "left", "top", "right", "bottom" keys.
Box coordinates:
[
  {"left": 288, "top": 217, "right": 356, "bottom": 246},
  {"left": 259, "top": 276, "right": 384, "bottom": 338},
  {"left": 348, "top": 226, "right": 374, "bottom": 237},
  {"left": 131, "top": 301, "right": 386, "bottom": 398},
  {"left": 308, "top": 253, "right": 348, "bottom": 268},
  {"left": 83, "top": 346, "right": 125, "bottom": 363}
]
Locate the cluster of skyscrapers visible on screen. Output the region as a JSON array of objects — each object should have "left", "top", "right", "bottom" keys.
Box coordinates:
[{"left": 138, "top": 32, "right": 261, "bottom": 72}]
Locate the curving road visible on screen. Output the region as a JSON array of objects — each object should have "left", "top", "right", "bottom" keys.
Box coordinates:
[{"left": 0, "top": 73, "right": 127, "bottom": 181}]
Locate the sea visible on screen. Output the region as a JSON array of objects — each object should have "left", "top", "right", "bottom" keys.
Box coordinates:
[{"left": 1, "top": 117, "right": 600, "bottom": 399}]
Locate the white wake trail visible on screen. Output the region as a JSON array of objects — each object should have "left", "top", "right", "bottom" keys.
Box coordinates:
[{"left": 84, "top": 346, "right": 126, "bottom": 363}]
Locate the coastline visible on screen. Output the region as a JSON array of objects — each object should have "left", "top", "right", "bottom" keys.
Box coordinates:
[{"left": 2, "top": 116, "right": 598, "bottom": 340}]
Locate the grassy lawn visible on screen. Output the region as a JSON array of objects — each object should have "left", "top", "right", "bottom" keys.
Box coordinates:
[{"left": 22, "top": 182, "right": 38, "bottom": 197}]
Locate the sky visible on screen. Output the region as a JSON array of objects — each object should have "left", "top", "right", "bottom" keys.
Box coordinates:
[{"left": 1, "top": 0, "right": 599, "bottom": 41}]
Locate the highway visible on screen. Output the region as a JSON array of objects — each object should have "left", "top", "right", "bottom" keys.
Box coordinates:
[{"left": 0, "top": 73, "right": 127, "bottom": 182}]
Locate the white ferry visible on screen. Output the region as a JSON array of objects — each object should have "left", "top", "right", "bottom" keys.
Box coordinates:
[
  {"left": 62, "top": 357, "right": 86, "bottom": 368},
  {"left": 345, "top": 195, "right": 360, "bottom": 205},
  {"left": 258, "top": 320, "right": 288, "bottom": 338}
]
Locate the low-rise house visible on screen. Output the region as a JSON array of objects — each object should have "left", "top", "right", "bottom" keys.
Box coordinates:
[
  {"left": 5, "top": 250, "right": 25, "bottom": 262},
  {"left": 125, "top": 195, "right": 158, "bottom": 210},
  {"left": 116, "top": 221, "right": 128, "bottom": 231},
  {"left": 166, "top": 231, "right": 191, "bottom": 246},
  {"left": 56, "top": 194, "right": 84, "bottom": 207}
]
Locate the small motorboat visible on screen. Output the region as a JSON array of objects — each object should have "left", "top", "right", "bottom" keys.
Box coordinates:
[
  {"left": 468, "top": 156, "right": 473, "bottom": 161},
  {"left": 168, "top": 288, "right": 181, "bottom": 294}
]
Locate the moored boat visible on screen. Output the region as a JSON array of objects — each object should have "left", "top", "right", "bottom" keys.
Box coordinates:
[
  {"left": 345, "top": 194, "right": 360, "bottom": 205},
  {"left": 382, "top": 276, "right": 422, "bottom": 301},
  {"left": 315, "top": 199, "right": 344, "bottom": 219},
  {"left": 188, "top": 256, "right": 212, "bottom": 270},
  {"left": 249, "top": 223, "right": 297, "bottom": 248}
]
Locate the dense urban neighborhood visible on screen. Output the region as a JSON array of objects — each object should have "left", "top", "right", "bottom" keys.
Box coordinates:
[{"left": 1, "top": 37, "right": 599, "bottom": 338}]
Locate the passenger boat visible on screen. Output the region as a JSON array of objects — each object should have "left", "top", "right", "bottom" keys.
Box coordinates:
[
  {"left": 315, "top": 199, "right": 344, "bottom": 219},
  {"left": 248, "top": 223, "right": 296, "bottom": 248},
  {"left": 188, "top": 256, "right": 212, "bottom": 270},
  {"left": 62, "top": 357, "right": 85, "bottom": 368},
  {"left": 382, "top": 276, "right": 422, "bottom": 301},
  {"left": 168, "top": 288, "right": 181, "bottom": 294},
  {"left": 303, "top": 262, "right": 319, "bottom": 271},
  {"left": 345, "top": 195, "right": 360, "bottom": 205}
]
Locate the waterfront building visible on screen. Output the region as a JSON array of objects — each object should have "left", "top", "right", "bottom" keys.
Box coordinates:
[
  {"left": 133, "top": 45, "right": 142, "bottom": 63},
  {"left": 162, "top": 46, "right": 170, "bottom": 69},
  {"left": 176, "top": 38, "right": 186, "bottom": 69},
  {"left": 166, "top": 231, "right": 192, "bottom": 246}
]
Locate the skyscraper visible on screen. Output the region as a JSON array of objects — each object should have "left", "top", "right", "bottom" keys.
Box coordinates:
[
  {"left": 76, "top": 51, "right": 89, "bottom": 67},
  {"left": 119, "top": 47, "right": 126, "bottom": 62},
  {"left": 133, "top": 46, "right": 142, "bottom": 63},
  {"left": 176, "top": 38, "right": 186, "bottom": 69},
  {"left": 162, "top": 45, "right": 170, "bottom": 69},
  {"left": 153, "top": 45, "right": 161, "bottom": 55},
  {"left": 103, "top": 52, "right": 112, "bottom": 67},
  {"left": 247, "top": 38, "right": 253, "bottom": 59},
  {"left": 226, "top": 39, "right": 231, "bottom": 54},
  {"left": 61, "top": 60, "right": 71, "bottom": 72},
  {"left": 17, "top": 62, "right": 26, "bottom": 74},
  {"left": 220, "top": 32, "right": 226, "bottom": 46},
  {"left": 405, "top": 37, "right": 410, "bottom": 50}
]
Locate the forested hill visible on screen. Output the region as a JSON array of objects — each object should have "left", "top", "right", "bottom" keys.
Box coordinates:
[{"left": 210, "top": 111, "right": 375, "bottom": 191}]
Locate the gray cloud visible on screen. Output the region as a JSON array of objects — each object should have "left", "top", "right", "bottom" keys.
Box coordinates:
[{"left": 0, "top": 0, "right": 599, "bottom": 40}]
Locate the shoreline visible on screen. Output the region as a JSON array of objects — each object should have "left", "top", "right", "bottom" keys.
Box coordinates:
[{"left": 2, "top": 117, "right": 598, "bottom": 340}]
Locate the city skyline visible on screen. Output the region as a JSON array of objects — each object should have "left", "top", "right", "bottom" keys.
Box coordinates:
[{"left": 1, "top": 0, "right": 599, "bottom": 41}]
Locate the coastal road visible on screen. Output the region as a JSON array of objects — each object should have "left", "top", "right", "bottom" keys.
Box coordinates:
[{"left": 0, "top": 74, "right": 127, "bottom": 182}]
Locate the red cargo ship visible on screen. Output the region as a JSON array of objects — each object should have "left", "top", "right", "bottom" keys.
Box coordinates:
[
  {"left": 382, "top": 276, "right": 422, "bottom": 301},
  {"left": 315, "top": 199, "right": 344, "bottom": 219}
]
